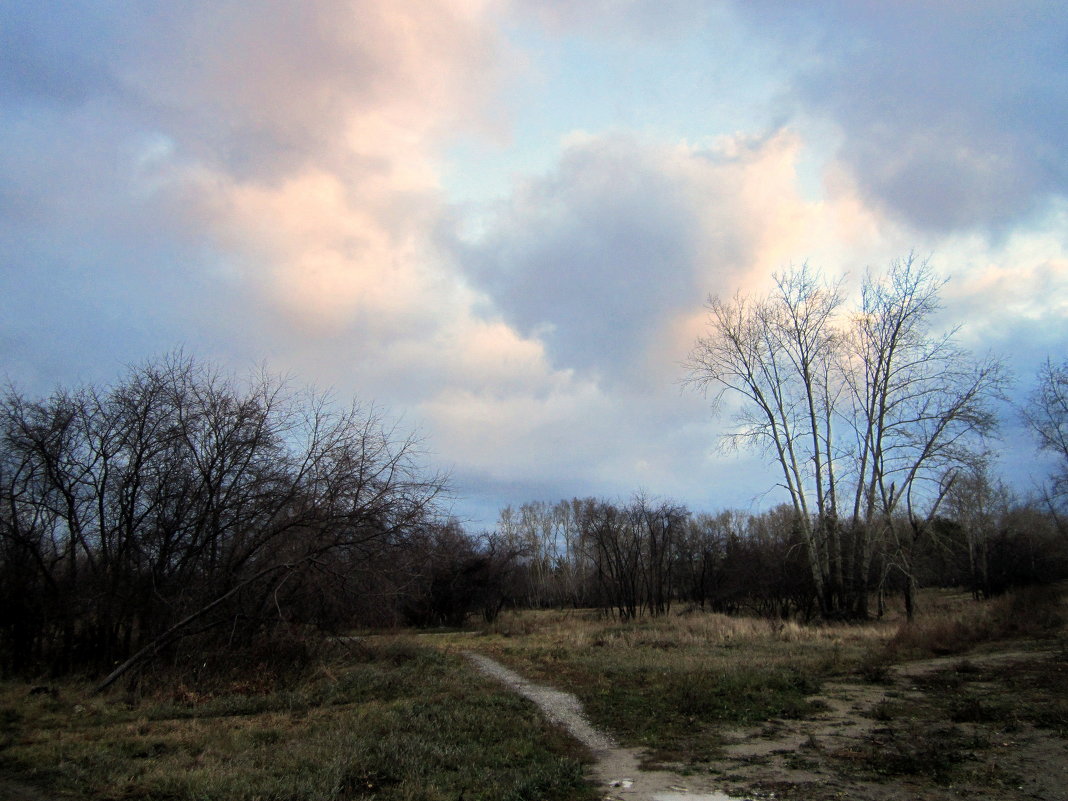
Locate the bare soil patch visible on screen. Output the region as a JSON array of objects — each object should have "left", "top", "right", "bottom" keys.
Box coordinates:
[
  {"left": 706, "top": 646, "right": 1068, "bottom": 801},
  {"left": 465, "top": 633, "right": 1068, "bottom": 801}
]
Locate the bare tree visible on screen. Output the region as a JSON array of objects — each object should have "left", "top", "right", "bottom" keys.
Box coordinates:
[
  {"left": 569, "top": 495, "right": 690, "bottom": 621},
  {"left": 687, "top": 256, "right": 1005, "bottom": 618},
  {"left": 684, "top": 264, "right": 841, "bottom": 610},
  {"left": 1022, "top": 357, "right": 1068, "bottom": 524},
  {"left": 943, "top": 463, "right": 1012, "bottom": 599},
  {"left": 634, "top": 493, "right": 687, "bottom": 616},
  {"left": 553, "top": 499, "right": 594, "bottom": 608},
  {"left": 845, "top": 257, "right": 1005, "bottom": 618},
  {"left": 0, "top": 353, "right": 448, "bottom": 681},
  {"left": 580, "top": 500, "right": 643, "bottom": 621}
]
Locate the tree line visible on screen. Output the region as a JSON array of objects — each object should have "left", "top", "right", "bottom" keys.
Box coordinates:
[
  {"left": 2, "top": 256, "right": 1066, "bottom": 680},
  {"left": 486, "top": 484, "right": 1066, "bottom": 624},
  {"left": 485, "top": 257, "right": 1067, "bottom": 624}
]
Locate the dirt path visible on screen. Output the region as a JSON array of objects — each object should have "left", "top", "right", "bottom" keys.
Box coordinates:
[
  {"left": 468, "top": 647, "right": 1068, "bottom": 801},
  {"left": 464, "top": 651, "right": 742, "bottom": 801}
]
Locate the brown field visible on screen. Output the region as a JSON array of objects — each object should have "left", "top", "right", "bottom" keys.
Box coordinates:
[
  {"left": 440, "top": 586, "right": 1068, "bottom": 800},
  {"left": 1, "top": 586, "right": 1065, "bottom": 800}
]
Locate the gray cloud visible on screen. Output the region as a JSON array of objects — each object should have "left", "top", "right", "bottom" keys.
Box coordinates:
[
  {"left": 1, "top": 1, "right": 502, "bottom": 193},
  {"left": 733, "top": 1, "right": 1068, "bottom": 232},
  {"left": 451, "top": 132, "right": 781, "bottom": 378},
  {"left": 458, "top": 138, "right": 700, "bottom": 373},
  {"left": 0, "top": 4, "right": 120, "bottom": 106}
]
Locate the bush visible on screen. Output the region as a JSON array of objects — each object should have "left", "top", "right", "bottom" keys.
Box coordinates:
[{"left": 881, "top": 585, "right": 1064, "bottom": 660}]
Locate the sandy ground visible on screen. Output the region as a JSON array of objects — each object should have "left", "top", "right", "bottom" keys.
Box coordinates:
[{"left": 465, "top": 648, "right": 1068, "bottom": 801}]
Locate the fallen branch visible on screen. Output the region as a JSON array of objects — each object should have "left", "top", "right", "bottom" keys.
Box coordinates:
[{"left": 92, "top": 561, "right": 292, "bottom": 694}]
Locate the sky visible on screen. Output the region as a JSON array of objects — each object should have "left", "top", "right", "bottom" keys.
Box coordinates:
[{"left": 2, "top": 1, "right": 1066, "bottom": 528}]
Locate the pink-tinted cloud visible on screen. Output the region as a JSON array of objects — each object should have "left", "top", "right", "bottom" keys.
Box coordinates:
[
  {"left": 118, "top": 1, "right": 506, "bottom": 177},
  {"left": 111, "top": 0, "right": 575, "bottom": 407}
]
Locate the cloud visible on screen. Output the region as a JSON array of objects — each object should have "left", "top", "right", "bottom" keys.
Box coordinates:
[
  {"left": 510, "top": 0, "right": 715, "bottom": 39},
  {"left": 1, "top": 2, "right": 614, "bottom": 530},
  {"left": 5, "top": 0, "right": 1063, "bottom": 530},
  {"left": 0, "top": 4, "right": 120, "bottom": 106},
  {"left": 111, "top": 1, "right": 507, "bottom": 180},
  {"left": 429, "top": 126, "right": 919, "bottom": 519},
  {"left": 731, "top": 1, "right": 1068, "bottom": 232},
  {"left": 451, "top": 128, "right": 896, "bottom": 380},
  {"left": 114, "top": 1, "right": 511, "bottom": 335},
  {"left": 0, "top": 1, "right": 533, "bottom": 386},
  {"left": 938, "top": 200, "right": 1068, "bottom": 349}
]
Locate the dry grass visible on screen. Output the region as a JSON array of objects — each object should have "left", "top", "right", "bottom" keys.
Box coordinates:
[
  {"left": 445, "top": 587, "right": 1067, "bottom": 769},
  {"left": 885, "top": 584, "right": 1066, "bottom": 656},
  {"left": 0, "top": 637, "right": 597, "bottom": 801},
  {"left": 483, "top": 606, "right": 892, "bottom": 659},
  {"left": 442, "top": 609, "right": 888, "bottom": 766},
  {"left": 4, "top": 587, "right": 1062, "bottom": 799}
]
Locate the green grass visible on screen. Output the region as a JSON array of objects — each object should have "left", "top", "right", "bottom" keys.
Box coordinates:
[{"left": 0, "top": 638, "right": 598, "bottom": 801}]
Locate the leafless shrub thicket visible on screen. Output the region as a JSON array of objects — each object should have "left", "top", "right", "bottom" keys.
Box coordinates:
[{"left": 0, "top": 353, "right": 447, "bottom": 681}]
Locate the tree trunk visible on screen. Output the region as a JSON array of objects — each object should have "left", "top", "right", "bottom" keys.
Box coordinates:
[{"left": 903, "top": 572, "right": 917, "bottom": 622}]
